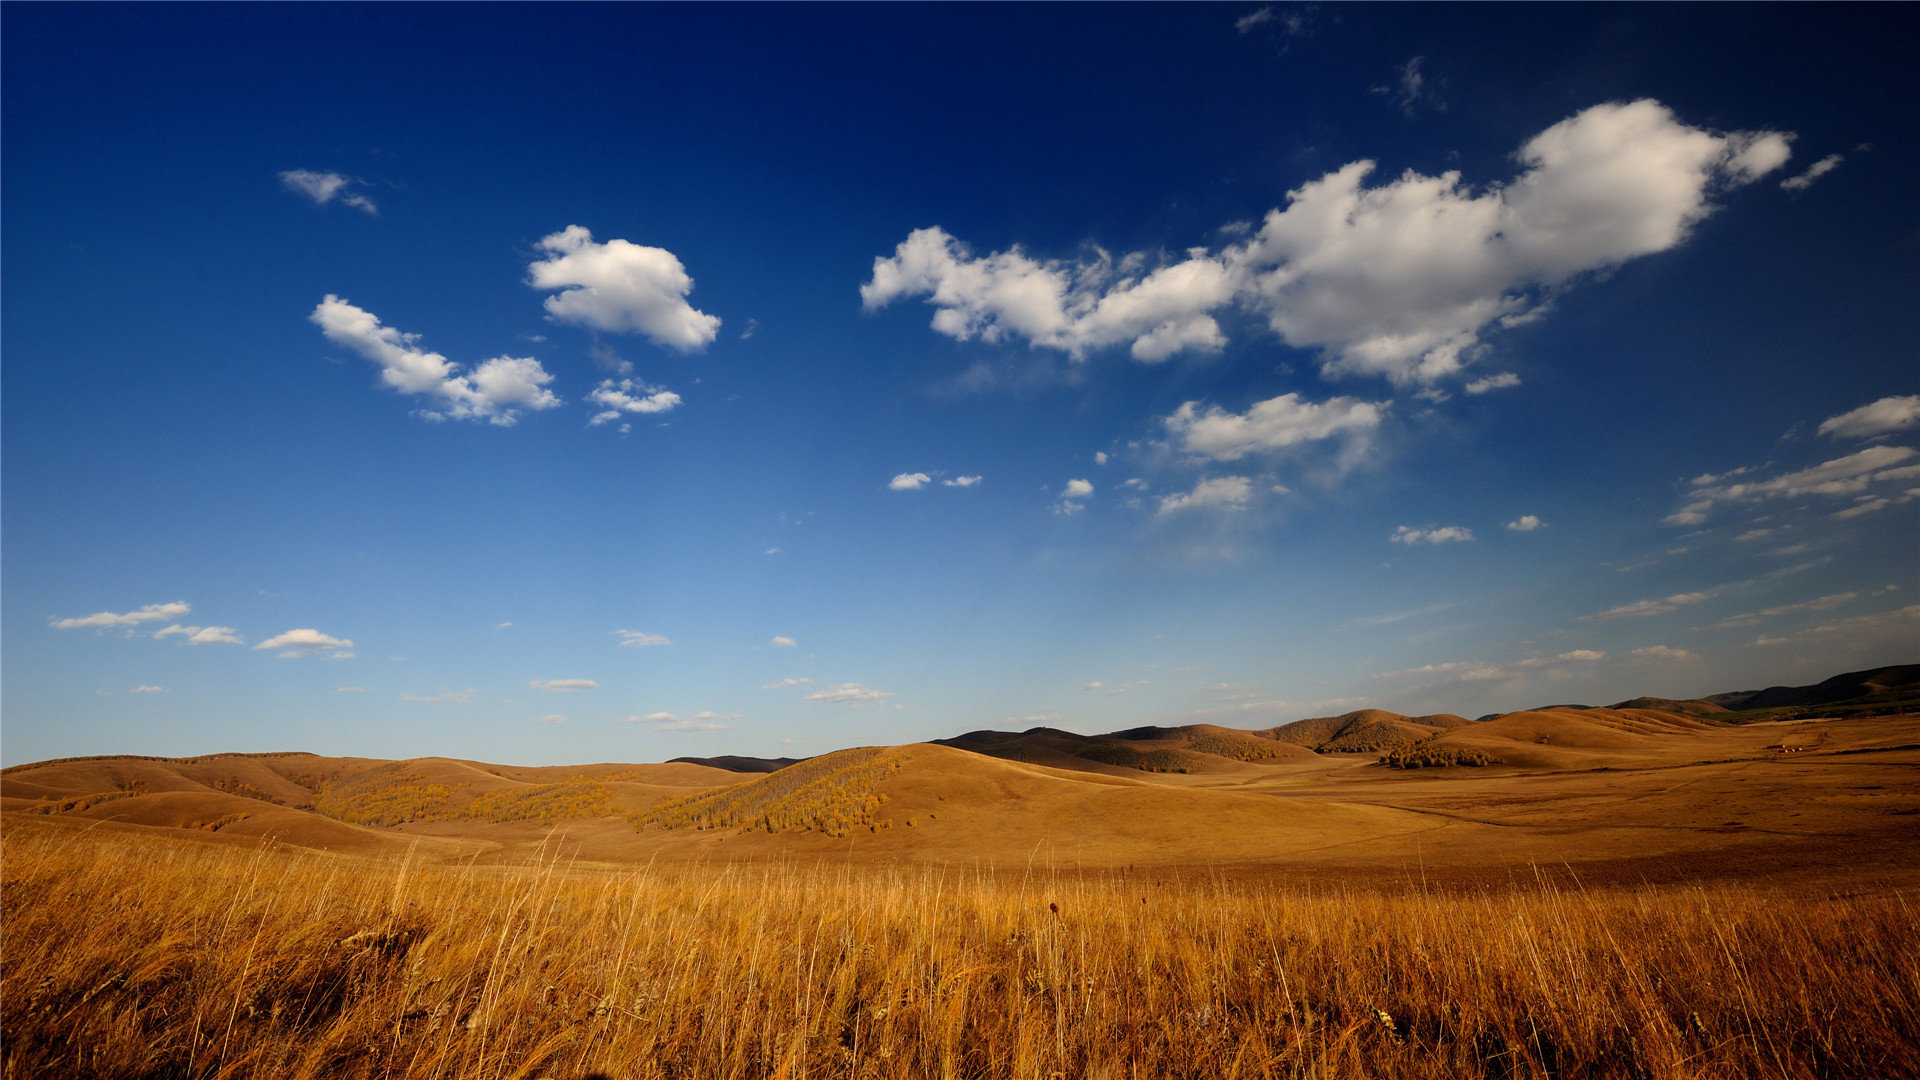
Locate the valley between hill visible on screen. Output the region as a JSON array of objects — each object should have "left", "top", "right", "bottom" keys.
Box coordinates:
[{"left": 6, "top": 665, "right": 1917, "bottom": 887}]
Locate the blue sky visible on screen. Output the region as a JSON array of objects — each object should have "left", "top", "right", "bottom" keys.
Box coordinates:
[{"left": 4, "top": 4, "right": 1915, "bottom": 767}]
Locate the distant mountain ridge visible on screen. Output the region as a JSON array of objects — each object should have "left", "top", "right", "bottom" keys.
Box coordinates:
[{"left": 1609, "top": 664, "right": 1920, "bottom": 721}]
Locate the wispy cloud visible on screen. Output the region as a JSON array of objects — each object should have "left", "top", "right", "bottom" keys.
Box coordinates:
[
  {"left": 1390, "top": 525, "right": 1474, "bottom": 545},
  {"left": 805, "top": 682, "right": 893, "bottom": 706},
  {"left": 1581, "top": 592, "right": 1712, "bottom": 621},
  {"left": 529, "top": 678, "right": 598, "bottom": 692},
  {"left": 613, "top": 630, "right": 671, "bottom": 649},
  {"left": 154, "top": 624, "right": 243, "bottom": 645},
  {"left": 278, "top": 169, "right": 377, "bottom": 214},
  {"left": 1817, "top": 395, "right": 1920, "bottom": 440},
  {"left": 53, "top": 601, "right": 190, "bottom": 630},
  {"left": 771, "top": 636, "right": 797, "bottom": 648},
  {"left": 401, "top": 688, "right": 478, "bottom": 703},
  {"left": 1665, "top": 444, "right": 1918, "bottom": 525}
]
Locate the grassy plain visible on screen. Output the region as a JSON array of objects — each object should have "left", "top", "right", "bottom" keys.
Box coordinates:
[
  {"left": 5, "top": 701, "right": 1919, "bottom": 1077},
  {"left": 5, "top": 825, "right": 1917, "bottom": 1080}
]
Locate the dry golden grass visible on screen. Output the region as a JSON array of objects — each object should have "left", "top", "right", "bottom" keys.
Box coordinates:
[{"left": 5, "top": 826, "right": 1917, "bottom": 1080}]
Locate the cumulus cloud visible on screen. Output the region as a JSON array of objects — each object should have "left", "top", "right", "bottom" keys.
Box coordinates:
[
  {"left": 401, "top": 688, "right": 479, "bottom": 703},
  {"left": 1158, "top": 475, "right": 1254, "bottom": 514},
  {"left": 254, "top": 628, "right": 354, "bottom": 658},
  {"left": 530, "top": 678, "right": 598, "bottom": 692},
  {"left": 53, "top": 601, "right": 191, "bottom": 630},
  {"left": 861, "top": 226, "right": 1234, "bottom": 363},
  {"left": 310, "top": 296, "right": 561, "bottom": 425},
  {"left": 527, "top": 226, "right": 720, "bottom": 350},
  {"left": 1780, "top": 153, "right": 1844, "bottom": 192},
  {"left": 943, "top": 475, "right": 983, "bottom": 488},
  {"left": 1506, "top": 515, "right": 1545, "bottom": 532},
  {"left": 1817, "top": 395, "right": 1920, "bottom": 440},
  {"left": 1582, "top": 592, "right": 1713, "bottom": 621},
  {"left": 154, "top": 624, "right": 244, "bottom": 645},
  {"left": 805, "top": 682, "right": 893, "bottom": 705},
  {"left": 278, "top": 169, "right": 376, "bottom": 214},
  {"left": 1390, "top": 525, "right": 1475, "bottom": 545},
  {"left": 865, "top": 101, "right": 1790, "bottom": 388},
  {"left": 771, "top": 636, "right": 797, "bottom": 648},
  {"left": 613, "top": 630, "right": 671, "bottom": 648},
  {"left": 1061, "top": 479, "right": 1094, "bottom": 498},
  {"left": 588, "top": 378, "right": 681, "bottom": 425},
  {"left": 1163, "top": 393, "right": 1383, "bottom": 461},
  {"left": 889, "top": 472, "right": 931, "bottom": 491},
  {"left": 1665, "top": 445, "right": 1919, "bottom": 525}
]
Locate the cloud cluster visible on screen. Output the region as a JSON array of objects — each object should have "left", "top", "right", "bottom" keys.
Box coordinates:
[
  {"left": 1817, "top": 395, "right": 1920, "bottom": 440},
  {"left": 255, "top": 628, "right": 354, "bottom": 658},
  {"left": 1158, "top": 475, "right": 1253, "bottom": 515},
  {"left": 1665, "top": 445, "right": 1918, "bottom": 525},
  {"left": 1390, "top": 525, "right": 1475, "bottom": 545},
  {"left": 804, "top": 682, "right": 892, "bottom": 706},
  {"left": 528, "top": 226, "right": 720, "bottom": 351},
  {"left": 1163, "top": 393, "right": 1384, "bottom": 461},
  {"left": 1582, "top": 592, "right": 1712, "bottom": 621},
  {"left": 311, "top": 296, "right": 561, "bottom": 425},
  {"left": 53, "top": 601, "right": 190, "bottom": 630},
  {"left": 154, "top": 624, "right": 243, "bottom": 645},
  {"left": 864, "top": 101, "right": 1790, "bottom": 388},
  {"left": 588, "top": 379, "right": 681, "bottom": 425},
  {"left": 279, "top": 169, "right": 377, "bottom": 214}
]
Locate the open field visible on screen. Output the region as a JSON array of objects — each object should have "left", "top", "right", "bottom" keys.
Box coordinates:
[
  {"left": 6, "top": 675, "right": 1919, "bottom": 1077},
  {"left": 5, "top": 826, "right": 1918, "bottom": 1080}
]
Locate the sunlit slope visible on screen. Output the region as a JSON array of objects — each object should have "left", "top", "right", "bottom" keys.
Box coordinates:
[{"left": 1410, "top": 707, "right": 1735, "bottom": 770}]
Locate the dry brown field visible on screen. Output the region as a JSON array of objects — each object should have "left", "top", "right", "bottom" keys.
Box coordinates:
[{"left": 4, "top": 706, "right": 1918, "bottom": 1078}]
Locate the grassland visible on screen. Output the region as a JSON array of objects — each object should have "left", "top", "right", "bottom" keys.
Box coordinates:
[{"left": 4, "top": 825, "right": 1917, "bottom": 1080}]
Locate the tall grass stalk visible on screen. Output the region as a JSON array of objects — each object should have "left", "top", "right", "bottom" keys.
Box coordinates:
[{"left": 4, "top": 828, "right": 1916, "bottom": 1079}]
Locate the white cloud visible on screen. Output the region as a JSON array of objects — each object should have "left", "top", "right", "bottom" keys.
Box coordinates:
[
  {"left": 130, "top": 685, "right": 167, "bottom": 694},
  {"left": 254, "top": 628, "right": 354, "bottom": 657},
  {"left": 805, "top": 682, "right": 893, "bottom": 705},
  {"left": 761, "top": 676, "right": 813, "bottom": 690},
  {"left": 1061, "top": 479, "right": 1094, "bottom": 498},
  {"left": 1157, "top": 475, "right": 1253, "bottom": 514},
  {"left": 865, "top": 102, "right": 1790, "bottom": 388},
  {"left": 1749, "top": 604, "right": 1920, "bottom": 646},
  {"left": 1665, "top": 444, "right": 1919, "bottom": 525},
  {"left": 1163, "top": 393, "right": 1384, "bottom": 461},
  {"left": 1780, "top": 153, "right": 1844, "bottom": 192},
  {"left": 527, "top": 226, "right": 720, "bottom": 350},
  {"left": 771, "top": 636, "right": 797, "bottom": 648},
  {"left": 1083, "top": 681, "right": 1103, "bottom": 691},
  {"left": 614, "top": 630, "right": 672, "bottom": 649},
  {"left": 943, "top": 475, "right": 983, "bottom": 488},
  {"left": 310, "top": 296, "right": 561, "bottom": 426},
  {"left": 642, "top": 718, "right": 732, "bottom": 733},
  {"left": 588, "top": 379, "right": 681, "bottom": 425},
  {"left": 1582, "top": 592, "right": 1713, "bottom": 621},
  {"left": 1624, "top": 645, "right": 1697, "bottom": 661},
  {"left": 861, "top": 226, "right": 1234, "bottom": 363},
  {"left": 53, "top": 601, "right": 191, "bottom": 630},
  {"left": 530, "top": 678, "right": 598, "bottom": 693},
  {"left": 278, "top": 169, "right": 376, "bottom": 214},
  {"left": 1235, "top": 6, "right": 1273, "bottom": 33},
  {"left": 336, "top": 686, "right": 371, "bottom": 693},
  {"left": 1464, "top": 373, "right": 1521, "bottom": 394},
  {"left": 1094, "top": 451, "right": 1109, "bottom": 465},
  {"left": 889, "top": 472, "right": 931, "bottom": 491},
  {"left": 536, "top": 714, "right": 567, "bottom": 725},
  {"left": 1390, "top": 525, "right": 1475, "bottom": 545},
  {"left": 153, "top": 624, "right": 243, "bottom": 645},
  {"left": 401, "top": 688, "right": 479, "bottom": 703},
  {"left": 1817, "top": 395, "right": 1920, "bottom": 440},
  {"left": 1506, "top": 515, "right": 1545, "bottom": 532},
  {"left": 1716, "top": 591, "right": 1861, "bottom": 628}
]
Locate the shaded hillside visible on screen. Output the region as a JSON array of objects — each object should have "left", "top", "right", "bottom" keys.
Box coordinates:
[
  {"left": 667, "top": 754, "right": 803, "bottom": 773},
  {"left": 1265, "top": 709, "right": 1472, "bottom": 754},
  {"left": 936, "top": 722, "right": 1317, "bottom": 776},
  {"left": 1605, "top": 664, "right": 1920, "bottom": 722}
]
